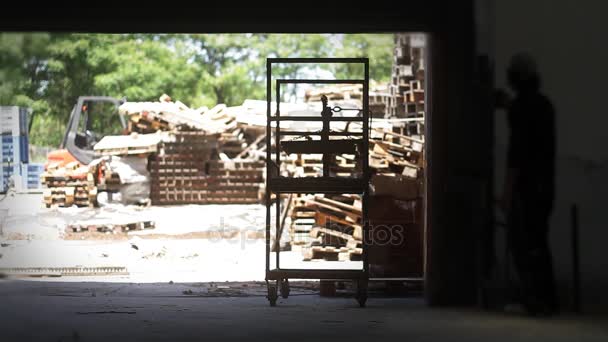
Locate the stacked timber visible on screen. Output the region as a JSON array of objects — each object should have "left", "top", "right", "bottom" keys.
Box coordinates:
[
  {"left": 387, "top": 33, "right": 426, "bottom": 135},
  {"left": 120, "top": 95, "right": 249, "bottom": 155},
  {"left": 286, "top": 194, "right": 363, "bottom": 262},
  {"left": 41, "top": 162, "right": 97, "bottom": 208},
  {"left": 369, "top": 128, "right": 424, "bottom": 178},
  {"left": 149, "top": 131, "right": 264, "bottom": 205}
]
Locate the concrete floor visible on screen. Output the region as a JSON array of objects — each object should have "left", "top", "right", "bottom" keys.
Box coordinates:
[{"left": 0, "top": 280, "right": 606, "bottom": 342}]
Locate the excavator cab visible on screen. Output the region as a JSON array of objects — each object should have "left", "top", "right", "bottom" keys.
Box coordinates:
[{"left": 48, "top": 96, "right": 126, "bottom": 166}]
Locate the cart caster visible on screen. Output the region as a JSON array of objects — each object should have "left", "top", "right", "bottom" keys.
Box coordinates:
[
  {"left": 355, "top": 279, "right": 368, "bottom": 308},
  {"left": 279, "top": 278, "right": 290, "bottom": 299},
  {"left": 267, "top": 281, "right": 278, "bottom": 307}
]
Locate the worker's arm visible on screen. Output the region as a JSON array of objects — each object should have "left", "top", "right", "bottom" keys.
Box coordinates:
[
  {"left": 500, "top": 167, "right": 518, "bottom": 214},
  {"left": 500, "top": 101, "right": 522, "bottom": 215}
]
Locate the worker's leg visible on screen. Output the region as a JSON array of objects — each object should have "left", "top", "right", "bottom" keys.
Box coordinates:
[
  {"left": 528, "top": 202, "right": 559, "bottom": 314},
  {"left": 507, "top": 193, "right": 536, "bottom": 311},
  {"left": 522, "top": 196, "right": 558, "bottom": 315}
]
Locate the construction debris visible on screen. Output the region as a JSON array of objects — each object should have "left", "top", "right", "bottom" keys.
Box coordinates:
[{"left": 284, "top": 33, "right": 426, "bottom": 278}]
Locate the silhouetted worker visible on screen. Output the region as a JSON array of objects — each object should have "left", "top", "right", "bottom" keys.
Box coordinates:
[{"left": 498, "top": 53, "right": 558, "bottom": 316}]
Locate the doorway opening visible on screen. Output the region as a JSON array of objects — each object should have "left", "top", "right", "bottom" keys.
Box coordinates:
[{"left": 0, "top": 33, "right": 428, "bottom": 290}]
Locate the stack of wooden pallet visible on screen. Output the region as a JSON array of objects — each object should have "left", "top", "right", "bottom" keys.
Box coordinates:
[
  {"left": 41, "top": 162, "right": 97, "bottom": 208},
  {"left": 150, "top": 131, "right": 264, "bottom": 205},
  {"left": 370, "top": 128, "right": 424, "bottom": 179},
  {"left": 387, "top": 33, "right": 426, "bottom": 136},
  {"left": 285, "top": 194, "right": 363, "bottom": 262},
  {"left": 93, "top": 132, "right": 161, "bottom": 157}
]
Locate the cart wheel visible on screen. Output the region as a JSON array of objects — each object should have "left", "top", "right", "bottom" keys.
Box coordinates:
[
  {"left": 280, "top": 279, "right": 290, "bottom": 299},
  {"left": 355, "top": 279, "right": 368, "bottom": 308},
  {"left": 267, "top": 282, "right": 278, "bottom": 307}
]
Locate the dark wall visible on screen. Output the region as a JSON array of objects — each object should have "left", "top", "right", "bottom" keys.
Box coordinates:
[
  {"left": 425, "top": 2, "right": 483, "bottom": 306},
  {"left": 492, "top": 0, "right": 608, "bottom": 313}
]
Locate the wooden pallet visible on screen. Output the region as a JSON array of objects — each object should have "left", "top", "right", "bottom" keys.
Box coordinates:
[
  {"left": 68, "top": 220, "right": 155, "bottom": 233},
  {"left": 44, "top": 185, "right": 97, "bottom": 208},
  {"left": 150, "top": 156, "right": 264, "bottom": 205},
  {"left": 302, "top": 245, "right": 363, "bottom": 261}
]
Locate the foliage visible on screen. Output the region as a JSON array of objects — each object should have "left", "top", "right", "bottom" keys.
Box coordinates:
[{"left": 0, "top": 33, "right": 393, "bottom": 147}]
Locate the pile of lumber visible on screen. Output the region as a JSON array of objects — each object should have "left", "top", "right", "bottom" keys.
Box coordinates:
[
  {"left": 120, "top": 95, "right": 253, "bottom": 156},
  {"left": 370, "top": 128, "right": 424, "bottom": 178},
  {"left": 150, "top": 160, "right": 264, "bottom": 205},
  {"left": 150, "top": 131, "right": 264, "bottom": 205},
  {"left": 41, "top": 162, "right": 97, "bottom": 208},
  {"left": 285, "top": 194, "right": 363, "bottom": 262},
  {"left": 120, "top": 95, "right": 234, "bottom": 135},
  {"left": 121, "top": 95, "right": 266, "bottom": 205},
  {"left": 278, "top": 37, "right": 427, "bottom": 278}
]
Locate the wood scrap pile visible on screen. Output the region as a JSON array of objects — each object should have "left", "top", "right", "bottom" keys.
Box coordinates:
[
  {"left": 119, "top": 95, "right": 251, "bottom": 157},
  {"left": 278, "top": 35, "right": 427, "bottom": 278},
  {"left": 369, "top": 128, "right": 424, "bottom": 178},
  {"left": 119, "top": 94, "right": 233, "bottom": 135},
  {"left": 41, "top": 162, "right": 97, "bottom": 208},
  {"left": 285, "top": 194, "right": 363, "bottom": 262},
  {"left": 115, "top": 94, "right": 267, "bottom": 205}
]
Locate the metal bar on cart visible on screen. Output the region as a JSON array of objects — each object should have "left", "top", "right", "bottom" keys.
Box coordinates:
[
  {"left": 266, "top": 58, "right": 370, "bottom": 307},
  {"left": 265, "top": 60, "right": 272, "bottom": 279},
  {"left": 276, "top": 79, "right": 364, "bottom": 84},
  {"left": 269, "top": 116, "right": 362, "bottom": 122},
  {"left": 275, "top": 79, "right": 281, "bottom": 270},
  {"left": 279, "top": 131, "right": 364, "bottom": 136},
  {"left": 268, "top": 57, "right": 367, "bottom": 64},
  {"left": 362, "top": 59, "right": 370, "bottom": 278}
]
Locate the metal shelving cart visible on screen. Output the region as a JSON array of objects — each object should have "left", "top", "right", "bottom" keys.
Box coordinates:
[{"left": 265, "top": 58, "right": 370, "bottom": 307}]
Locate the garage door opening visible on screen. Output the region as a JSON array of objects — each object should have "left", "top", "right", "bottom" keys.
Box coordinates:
[{"left": 0, "top": 33, "right": 428, "bottom": 289}]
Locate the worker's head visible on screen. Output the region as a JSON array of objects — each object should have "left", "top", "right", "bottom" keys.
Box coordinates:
[{"left": 507, "top": 52, "right": 540, "bottom": 93}]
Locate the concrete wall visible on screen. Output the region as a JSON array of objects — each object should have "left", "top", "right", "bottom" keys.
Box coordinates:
[{"left": 491, "top": 0, "right": 608, "bottom": 313}]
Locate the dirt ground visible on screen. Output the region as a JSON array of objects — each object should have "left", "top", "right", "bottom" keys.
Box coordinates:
[{"left": 0, "top": 192, "right": 362, "bottom": 283}]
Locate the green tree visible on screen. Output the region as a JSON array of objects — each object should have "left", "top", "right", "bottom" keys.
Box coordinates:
[
  {"left": 1, "top": 33, "right": 394, "bottom": 147},
  {"left": 333, "top": 34, "right": 393, "bottom": 82}
]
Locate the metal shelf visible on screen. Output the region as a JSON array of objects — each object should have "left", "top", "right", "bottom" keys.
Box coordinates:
[
  {"left": 267, "top": 269, "right": 367, "bottom": 280},
  {"left": 269, "top": 177, "right": 366, "bottom": 194},
  {"left": 265, "top": 57, "right": 370, "bottom": 307}
]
